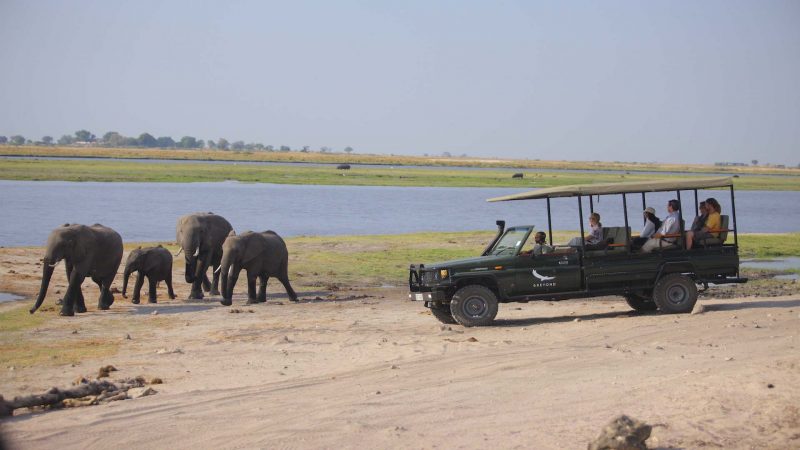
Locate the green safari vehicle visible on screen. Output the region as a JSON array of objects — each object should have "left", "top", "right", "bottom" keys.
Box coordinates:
[{"left": 409, "top": 177, "right": 747, "bottom": 326}]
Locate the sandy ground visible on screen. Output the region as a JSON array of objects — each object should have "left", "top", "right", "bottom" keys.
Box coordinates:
[{"left": 1, "top": 248, "right": 799, "bottom": 449}]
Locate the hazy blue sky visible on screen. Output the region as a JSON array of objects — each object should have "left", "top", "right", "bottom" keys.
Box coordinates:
[{"left": 1, "top": 1, "right": 798, "bottom": 164}]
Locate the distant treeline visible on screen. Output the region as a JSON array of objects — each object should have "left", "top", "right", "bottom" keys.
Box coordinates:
[{"left": 0, "top": 130, "right": 354, "bottom": 154}]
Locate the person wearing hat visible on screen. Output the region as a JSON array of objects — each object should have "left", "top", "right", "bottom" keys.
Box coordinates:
[{"left": 632, "top": 206, "right": 662, "bottom": 249}]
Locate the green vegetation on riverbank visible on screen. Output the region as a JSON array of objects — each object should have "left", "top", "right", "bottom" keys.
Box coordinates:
[
  {"left": 1, "top": 158, "right": 798, "bottom": 190},
  {"left": 2, "top": 145, "right": 799, "bottom": 175}
]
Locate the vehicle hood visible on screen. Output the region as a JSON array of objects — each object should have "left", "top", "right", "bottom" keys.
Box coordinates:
[{"left": 423, "top": 255, "right": 507, "bottom": 270}]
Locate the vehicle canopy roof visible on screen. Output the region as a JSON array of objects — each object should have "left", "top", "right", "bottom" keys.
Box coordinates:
[{"left": 486, "top": 177, "right": 733, "bottom": 202}]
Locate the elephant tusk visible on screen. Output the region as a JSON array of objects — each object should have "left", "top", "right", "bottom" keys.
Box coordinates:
[
  {"left": 214, "top": 265, "right": 221, "bottom": 274},
  {"left": 174, "top": 248, "right": 184, "bottom": 257},
  {"left": 193, "top": 247, "right": 200, "bottom": 257},
  {"left": 48, "top": 261, "right": 61, "bottom": 268}
]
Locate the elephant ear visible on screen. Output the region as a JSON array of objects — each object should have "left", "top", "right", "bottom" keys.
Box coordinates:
[
  {"left": 71, "top": 231, "right": 88, "bottom": 262},
  {"left": 142, "top": 252, "right": 161, "bottom": 273}
]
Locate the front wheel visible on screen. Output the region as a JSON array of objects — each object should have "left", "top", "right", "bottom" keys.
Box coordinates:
[
  {"left": 653, "top": 274, "right": 698, "bottom": 314},
  {"left": 624, "top": 292, "right": 658, "bottom": 312},
  {"left": 450, "top": 285, "right": 499, "bottom": 327},
  {"left": 430, "top": 304, "right": 457, "bottom": 324}
]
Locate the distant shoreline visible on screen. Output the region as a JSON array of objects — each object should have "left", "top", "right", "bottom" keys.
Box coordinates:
[
  {"left": 1, "top": 145, "right": 797, "bottom": 176},
  {"left": 1, "top": 156, "right": 798, "bottom": 191}
]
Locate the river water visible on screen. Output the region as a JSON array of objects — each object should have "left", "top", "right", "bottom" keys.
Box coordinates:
[{"left": 0, "top": 180, "right": 798, "bottom": 247}]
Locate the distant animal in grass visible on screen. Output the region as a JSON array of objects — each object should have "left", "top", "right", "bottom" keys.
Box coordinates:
[{"left": 512, "top": 173, "right": 524, "bottom": 179}]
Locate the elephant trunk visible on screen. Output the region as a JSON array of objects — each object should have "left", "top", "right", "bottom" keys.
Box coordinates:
[
  {"left": 31, "top": 262, "right": 55, "bottom": 314},
  {"left": 220, "top": 257, "right": 232, "bottom": 300},
  {"left": 122, "top": 266, "right": 133, "bottom": 298}
]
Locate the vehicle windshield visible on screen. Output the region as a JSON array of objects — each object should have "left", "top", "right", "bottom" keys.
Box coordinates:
[{"left": 489, "top": 227, "right": 532, "bottom": 256}]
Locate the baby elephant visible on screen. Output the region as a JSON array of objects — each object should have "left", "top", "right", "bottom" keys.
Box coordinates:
[
  {"left": 122, "top": 245, "right": 176, "bottom": 304},
  {"left": 219, "top": 230, "right": 298, "bottom": 306}
]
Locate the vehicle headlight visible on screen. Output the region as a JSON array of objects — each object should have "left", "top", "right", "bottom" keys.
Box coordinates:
[{"left": 439, "top": 269, "right": 449, "bottom": 279}]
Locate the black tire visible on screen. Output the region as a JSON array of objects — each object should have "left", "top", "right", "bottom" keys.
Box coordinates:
[
  {"left": 653, "top": 273, "right": 698, "bottom": 314},
  {"left": 430, "top": 304, "right": 457, "bottom": 324},
  {"left": 623, "top": 292, "right": 658, "bottom": 312},
  {"left": 450, "top": 285, "right": 499, "bottom": 327}
]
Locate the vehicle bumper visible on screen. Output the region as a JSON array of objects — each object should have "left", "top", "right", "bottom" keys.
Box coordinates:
[{"left": 408, "top": 290, "right": 446, "bottom": 302}]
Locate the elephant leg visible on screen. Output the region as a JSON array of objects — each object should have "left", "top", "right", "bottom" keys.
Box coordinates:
[
  {"left": 209, "top": 269, "right": 221, "bottom": 296},
  {"left": 61, "top": 270, "right": 86, "bottom": 316},
  {"left": 245, "top": 271, "right": 258, "bottom": 305},
  {"left": 209, "top": 252, "right": 222, "bottom": 296},
  {"left": 97, "top": 277, "right": 114, "bottom": 310},
  {"left": 148, "top": 276, "right": 158, "bottom": 303},
  {"left": 257, "top": 275, "right": 268, "bottom": 303},
  {"left": 202, "top": 274, "right": 212, "bottom": 293},
  {"left": 132, "top": 272, "right": 145, "bottom": 304},
  {"left": 66, "top": 262, "right": 87, "bottom": 313},
  {"left": 189, "top": 263, "right": 205, "bottom": 300},
  {"left": 166, "top": 273, "right": 176, "bottom": 299},
  {"left": 278, "top": 275, "right": 299, "bottom": 303}
]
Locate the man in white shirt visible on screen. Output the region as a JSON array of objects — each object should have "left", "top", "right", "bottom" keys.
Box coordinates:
[{"left": 640, "top": 200, "right": 681, "bottom": 253}]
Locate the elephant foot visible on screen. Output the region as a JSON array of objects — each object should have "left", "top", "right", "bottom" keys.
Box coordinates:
[
  {"left": 169, "top": 294, "right": 176, "bottom": 300},
  {"left": 188, "top": 291, "right": 204, "bottom": 300},
  {"left": 289, "top": 296, "right": 299, "bottom": 303},
  {"left": 210, "top": 288, "right": 220, "bottom": 296},
  {"left": 99, "top": 303, "right": 111, "bottom": 311},
  {"left": 76, "top": 305, "right": 87, "bottom": 313},
  {"left": 257, "top": 297, "right": 267, "bottom": 303},
  {"left": 59, "top": 308, "right": 75, "bottom": 317},
  {"left": 246, "top": 299, "right": 258, "bottom": 305},
  {"left": 220, "top": 298, "right": 232, "bottom": 306},
  {"left": 132, "top": 298, "right": 140, "bottom": 305},
  {"left": 148, "top": 299, "right": 157, "bottom": 304}
]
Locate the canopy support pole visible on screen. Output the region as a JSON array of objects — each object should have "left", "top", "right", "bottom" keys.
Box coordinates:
[
  {"left": 578, "top": 196, "right": 585, "bottom": 249},
  {"left": 694, "top": 189, "right": 699, "bottom": 216},
  {"left": 622, "top": 193, "right": 630, "bottom": 252},
  {"left": 641, "top": 192, "right": 646, "bottom": 225},
  {"left": 676, "top": 190, "right": 685, "bottom": 250},
  {"left": 730, "top": 184, "right": 739, "bottom": 278},
  {"left": 546, "top": 197, "right": 553, "bottom": 246}
]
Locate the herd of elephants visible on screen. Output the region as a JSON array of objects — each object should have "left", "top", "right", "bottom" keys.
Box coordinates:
[{"left": 29, "top": 213, "right": 298, "bottom": 317}]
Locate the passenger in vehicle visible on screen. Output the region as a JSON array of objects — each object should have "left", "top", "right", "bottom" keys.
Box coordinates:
[
  {"left": 632, "top": 207, "right": 662, "bottom": 249},
  {"left": 690, "top": 201, "right": 708, "bottom": 233},
  {"left": 686, "top": 197, "right": 721, "bottom": 249},
  {"left": 532, "top": 231, "right": 554, "bottom": 255},
  {"left": 568, "top": 213, "right": 602, "bottom": 247},
  {"left": 640, "top": 200, "right": 681, "bottom": 253}
]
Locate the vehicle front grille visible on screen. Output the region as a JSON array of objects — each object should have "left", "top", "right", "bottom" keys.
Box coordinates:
[{"left": 421, "top": 270, "right": 438, "bottom": 284}]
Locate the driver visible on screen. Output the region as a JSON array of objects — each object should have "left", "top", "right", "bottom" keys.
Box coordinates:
[{"left": 522, "top": 231, "right": 554, "bottom": 256}]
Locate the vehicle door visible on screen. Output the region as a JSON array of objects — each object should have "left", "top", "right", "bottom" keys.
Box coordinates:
[{"left": 511, "top": 251, "right": 582, "bottom": 296}]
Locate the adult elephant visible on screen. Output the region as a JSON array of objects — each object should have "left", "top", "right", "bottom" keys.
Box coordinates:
[
  {"left": 176, "top": 212, "right": 233, "bottom": 300},
  {"left": 219, "top": 230, "right": 298, "bottom": 306},
  {"left": 30, "top": 223, "right": 123, "bottom": 316}
]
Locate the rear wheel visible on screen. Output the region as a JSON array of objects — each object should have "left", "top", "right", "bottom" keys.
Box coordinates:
[
  {"left": 450, "top": 285, "right": 498, "bottom": 327},
  {"left": 429, "top": 304, "right": 457, "bottom": 324},
  {"left": 624, "top": 292, "right": 658, "bottom": 312},
  {"left": 653, "top": 274, "right": 698, "bottom": 314}
]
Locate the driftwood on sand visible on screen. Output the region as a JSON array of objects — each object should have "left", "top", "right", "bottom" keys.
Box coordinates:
[{"left": 1, "top": 374, "right": 155, "bottom": 417}]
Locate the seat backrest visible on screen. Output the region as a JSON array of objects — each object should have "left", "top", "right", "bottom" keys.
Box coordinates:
[
  {"left": 601, "top": 226, "right": 630, "bottom": 251},
  {"left": 718, "top": 215, "right": 729, "bottom": 243}
]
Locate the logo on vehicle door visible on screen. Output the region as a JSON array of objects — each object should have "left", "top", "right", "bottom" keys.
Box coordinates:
[{"left": 531, "top": 269, "right": 556, "bottom": 287}]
